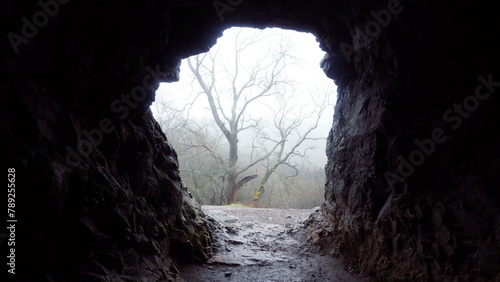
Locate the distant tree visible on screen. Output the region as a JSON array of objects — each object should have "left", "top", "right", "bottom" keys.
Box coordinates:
[
  {"left": 154, "top": 28, "right": 334, "bottom": 207},
  {"left": 251, "top": 88, "right": 333, "bottom": 203},
  {"left": 153, "top": 99, "right": 227, "bottom": 204},
  {"left": 186, "top": 29, "right": 294, "bottom": 204}
]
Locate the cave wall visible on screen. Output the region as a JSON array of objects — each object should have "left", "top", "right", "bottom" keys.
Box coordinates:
[
  {"left": 2, "top": 0, "right": 499, "bottom": 281},
  {"left": 1, "top": 1, "right": 212, "bottom": 281},
  {"left": 309, "top": 2, "right": 500, "bottom": 280}
]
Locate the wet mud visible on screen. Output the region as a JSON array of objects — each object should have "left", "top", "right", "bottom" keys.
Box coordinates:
[{"left": 178, "top": 206, "right": 368, "bottom": 282}]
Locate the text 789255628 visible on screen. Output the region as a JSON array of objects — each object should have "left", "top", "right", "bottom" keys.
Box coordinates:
[{"left": 7, "top": 168, "right": 16, "bottom": 275}]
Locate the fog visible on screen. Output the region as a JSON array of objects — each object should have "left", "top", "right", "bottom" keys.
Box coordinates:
[{"left": 152, "top": 27, "right": 337, "bottom": 169}]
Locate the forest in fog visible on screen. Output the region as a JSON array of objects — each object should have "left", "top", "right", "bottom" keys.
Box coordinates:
[{"left": 152, "top": 28, "right": 337, "bottom": 208}]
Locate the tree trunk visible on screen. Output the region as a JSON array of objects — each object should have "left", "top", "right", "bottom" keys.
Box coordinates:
[
  {"left": 225, "top": 173, "right": 258, "bottom": 204},
  {"left": 225, "top": 172, "right": 238, "bottom": 204},
  {"left": 252, "top": 159, "right": 284, "bottom": 203},
  {"left": 252, "top": 170, "right": 272, "bottom": 202},
  {"left": 224, "top": 135, "right": 239, "bottom": 204}
]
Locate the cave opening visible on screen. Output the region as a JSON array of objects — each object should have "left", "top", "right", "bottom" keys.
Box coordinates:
[
  {"left": 152, "top": 27, "right": 338, "bottom": 209},
  {"left": 6, "top": 0, "right": 499, "bottom": 280},
  {"left": 149, "top": 27, "right": 353, "bottom": 280}
]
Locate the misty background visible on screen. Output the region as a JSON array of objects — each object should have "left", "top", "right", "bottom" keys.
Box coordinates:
[{"left": 151, "top": 27, "right": 337, "bottom": 208}]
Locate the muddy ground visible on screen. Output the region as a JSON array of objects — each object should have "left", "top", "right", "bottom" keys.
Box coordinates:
[{"left": 177, "top": 206, "right": 368, "bottom": 282}]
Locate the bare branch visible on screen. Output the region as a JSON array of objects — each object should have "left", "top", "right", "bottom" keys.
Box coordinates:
[{"left": 187, "top": 56, "right": 232, "bottom": 141}]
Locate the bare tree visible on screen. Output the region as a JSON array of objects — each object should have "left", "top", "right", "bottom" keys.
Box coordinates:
[
  {"left": 153, "top": 28, "right": 334, "bottom": 207},
  {"left": 186, "top": 29, "right": 293, "bottom": 204},
  {"left": 251, "top": 88, "right": 334, "bottom": 203},
  {"left": 153, "top": 97, "right": 228, "bottom": 204}
]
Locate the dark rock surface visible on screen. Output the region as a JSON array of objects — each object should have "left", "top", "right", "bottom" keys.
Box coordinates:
[
  {"left": 312, "top": 2, "right": 500, "bottom": 281},
  {"left": 1, "top": 1, "right": 212, "bottom": 281},
  {"left": 1, "top": 0, "right": 499, "bottom": 281}
]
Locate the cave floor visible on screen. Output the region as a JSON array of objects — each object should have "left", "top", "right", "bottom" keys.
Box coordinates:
[{"left": 177, "top": 206, "right": 368, "bottom": 282}]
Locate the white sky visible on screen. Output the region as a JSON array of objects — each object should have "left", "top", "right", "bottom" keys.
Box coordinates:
[{"left": 152, "top": 27, "right": 337, "bottom": 168}]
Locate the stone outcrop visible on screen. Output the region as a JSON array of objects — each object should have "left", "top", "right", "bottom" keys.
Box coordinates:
[
  {"left": 2, "top": 0, "right": 499, "bottom": 281},
  {"left": 2, "top": 1, "right": 211, "bottom": 280},
  {"left": 309, "top": 2, "right": 500, "bottom": 281}
]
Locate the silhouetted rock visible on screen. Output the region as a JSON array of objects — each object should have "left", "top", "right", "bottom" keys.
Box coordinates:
[{"left": 1, "top": 0, "right": 499, "bottom": 281}]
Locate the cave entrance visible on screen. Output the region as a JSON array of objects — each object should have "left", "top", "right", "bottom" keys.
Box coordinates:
[{"left": 152, "top": 27, "right": 337, "bottom": 209}]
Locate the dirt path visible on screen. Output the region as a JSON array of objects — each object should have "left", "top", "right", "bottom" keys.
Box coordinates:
[{"left": 177, "top": 206, "right": 368, "bottom": 282}]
